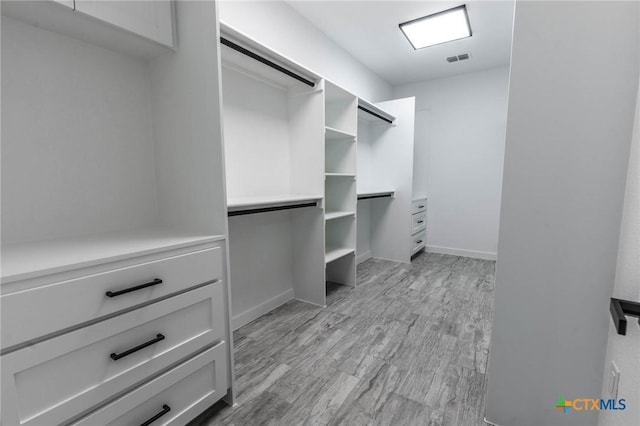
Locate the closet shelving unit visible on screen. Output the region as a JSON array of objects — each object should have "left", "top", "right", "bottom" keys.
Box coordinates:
[
  {"left": 1, "top": 1, "right": 234, "bottom": 424},
  {"left": 220, "top": 24, "right": 327, "bottom": 328},
  {"left": 356, "top": 97, "right": 416, "bottom": 264},
  {"left": 324, "top": 81, "right": 358, "bottom": 287}
]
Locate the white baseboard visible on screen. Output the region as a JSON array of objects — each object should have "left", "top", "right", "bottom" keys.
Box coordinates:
[
  {"left": 232, "top": 289, "right": 294, "bottom": 331},
  {"left": 426, "top": 245, "right": 497, "bottom": 261},
  {"left": 356, "top": 250, "right": 372, "bottom": 264}
]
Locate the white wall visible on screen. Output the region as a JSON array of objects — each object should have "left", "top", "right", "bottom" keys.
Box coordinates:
[
  {"left": 218, "top": 0, "right": 392, "bottom": 102},
  {"left": 393, "top": 66, "right": 510, "bottom": 260},
  {"left": 486, "top": 2, "right": 639, "bottom": 426},
  {"left": 598, "top": 75, "right": 640, "bottom": 426}
]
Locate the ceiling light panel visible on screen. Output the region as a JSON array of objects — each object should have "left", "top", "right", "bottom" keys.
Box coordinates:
[{"left": 400, "top": 5, "right": 472, "bottom": 50}]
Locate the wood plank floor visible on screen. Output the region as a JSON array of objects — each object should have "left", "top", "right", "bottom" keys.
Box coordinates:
[{"left": 194, "top": 252, "right": 495, "bottom": 426}]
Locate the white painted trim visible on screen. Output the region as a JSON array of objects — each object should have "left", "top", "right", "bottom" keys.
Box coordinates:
[
  {"left": 356, "top": 250, "right": 372, "bottom": 265},
  {"left": 231, "top": 289, "right": 294, "bottom": 330},
  {"left": 426, "top": 245, "right": 497, "bottom": 261},
  {"left": 483, "top": 417, "right": 500, "bottom": 426}
]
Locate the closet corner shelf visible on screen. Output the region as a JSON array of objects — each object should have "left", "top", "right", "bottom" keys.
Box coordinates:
[
  {"left": 325, "top": 211, "right": 355, "bottom": 221},
  {"left": 357, "top": 189, "right": 396, "bottom": 200},
  {"left": 325, "top": 247, "right": 355, "bottom": 264},
  {"left": 325, "top": 126, "right": 356, "bottom": 140},
  {"left": 227, "top": 194, "right": 323, "bottom": 216},
  {"left": 0, "top": 228, "right": 225, "bottom": 284}
]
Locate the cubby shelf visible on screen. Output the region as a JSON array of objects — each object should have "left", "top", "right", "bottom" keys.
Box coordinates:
[
  {"left": 324, "top": 211, "right": 355, "bottom": 221},
  {"left": 325, "top": 247, "right": 355, "bottom": 264},
  {"left": 325, "top": 126, "right": 356, "bottom": 141}
]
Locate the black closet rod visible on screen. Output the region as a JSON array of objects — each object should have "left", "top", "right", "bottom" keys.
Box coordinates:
[
  {"left": 220, "top": 37, "right": 315, "bottom": 88},
  {"left": 357, "top": 105, "right": 393, "bottom": 124},
  {"left": 228, "top": 202, "right": 318, "bottom": 217},
  {"left": 358, "top": 194, "right": 393, "bottom": 200}
]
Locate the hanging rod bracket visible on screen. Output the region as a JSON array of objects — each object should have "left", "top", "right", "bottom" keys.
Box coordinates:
[{"left": 610, "top": 297, "right": 640, "bottom": 335}]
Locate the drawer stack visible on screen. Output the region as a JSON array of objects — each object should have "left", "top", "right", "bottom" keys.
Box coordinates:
[
  {"left": 1, "top": 242, "right": 230, "bottom": 426},
  {"left": 411, "top": 198, "right": 427, "bottom": 257}
]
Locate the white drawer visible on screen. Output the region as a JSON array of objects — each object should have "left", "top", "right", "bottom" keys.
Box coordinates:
[
  {"left": 72, "top": 341, "right": 228, "bottom": 426},
  {"left": 411, "top": 230, "right": 426, "bottom": 255},
  {"left": 1, "top": 246, "right": 222, "bottom": 350},
  {"left": 411, "top": 198, "right": 427, "bottom": 215},
  {"left": 0, "top": 283, "right": 225, "bottom": 426},
  {"left": 411, "top": 211, "right": 426, "bottom": 234}
]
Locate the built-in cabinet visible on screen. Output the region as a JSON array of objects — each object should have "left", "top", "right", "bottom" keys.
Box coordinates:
[
  {"left": 1, "top": 1, "right": 234, "bottom": 424},
  {"left": 411, "top": 197, "right": 428, "bottom": 256},
  {"left": 356, "top": 98, "right": 417, "bottom": 264},
  {"left": 74, "top": 0, "right": 175, "bottom": 48},
  {"left": 324, "top": 81, "right": 358, "bottom": 287},
  {"left": 219, "top": 22, "right": 418, "bottom": 330},
  {"left": 1, "top": 2, "right": 422, "bottom": 422}
]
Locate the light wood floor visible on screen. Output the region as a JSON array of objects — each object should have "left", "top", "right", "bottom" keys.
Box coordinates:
[{"left": 194, "top": 252, "right": 496, "bottom": 426}]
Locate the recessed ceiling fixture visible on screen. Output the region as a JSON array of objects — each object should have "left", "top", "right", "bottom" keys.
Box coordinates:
[{"left": 399, "top": 5, "right": 472, "bottom": 50}]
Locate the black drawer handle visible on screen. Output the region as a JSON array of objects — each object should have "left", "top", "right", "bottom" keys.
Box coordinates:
[
  {"left": 110, "top": 334, "right": 165, "bottom": 361},
  {"left": 140, "top": 404, "right": 171, "bottom": 426},
  {"left": 418, "top": 205, "right": 425, "bottom": 209},
  {"left": 417, "top": 220, "right": 424, "bottom": 224},
  {"left": 416, "top": 240, "right": 423, "bottom": 244},
  {"left": 105, "top": 278, "right": 163, "bottom": 297}
]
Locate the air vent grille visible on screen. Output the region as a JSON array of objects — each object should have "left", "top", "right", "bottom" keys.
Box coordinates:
[{"left": 446, "top": 53, "right": 471, "bottom": 63}]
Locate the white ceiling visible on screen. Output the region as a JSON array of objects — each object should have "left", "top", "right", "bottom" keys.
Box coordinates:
[{"left": 286, "top": 0, "right": 515, "bottom": 86}]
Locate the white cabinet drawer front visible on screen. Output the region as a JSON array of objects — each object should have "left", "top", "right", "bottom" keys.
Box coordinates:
[
  {"left": 411, "top": 199, "right": 427, "bottom": 215},
  {"left": 1, "top": 247, "right": 222, "bottom": 350},
  {"left": 74, "top": 0, "right": 175, "bottom": 48},
  {"left": 411, "top": 231, "right": 426, "bottom": 253},
  {"left": 1, "top": 283, "right": 225, "bottom": 426},
  {"left": 72, "top": 342, "right": 228, "bottom": 426},
  {"left": 411, "top": 212, "right": 426, "bottom": 234}
]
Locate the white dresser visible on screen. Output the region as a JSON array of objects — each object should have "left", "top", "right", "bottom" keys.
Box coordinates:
[
  {"left": 1, "top": 233, "right": 231, "bottom": 425},
  {"left": 411, "top": 198, "right": 427, "bottom": 257}
]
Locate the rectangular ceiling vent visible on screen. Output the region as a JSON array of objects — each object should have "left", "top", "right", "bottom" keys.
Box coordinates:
[{"left": 446, "top": 53, "right": 471, "bottom": 63}]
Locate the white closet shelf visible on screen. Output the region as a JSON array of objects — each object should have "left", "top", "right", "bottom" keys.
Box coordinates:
[
  {"left": 325, "top": 126, "right": 356, "bottom": 140},
  {"left": 325, "top": 247, "right": 355, "bottom": 264},
  {"left": 325, "top": 173, "right": 356, "bottom": 178},
  {"left": 1, "top": 228, "right": 225, "bottom": 284},
  {"left": 227, "top": 194, "right": 323, "bottom": 213},
  {"left": 325, "top": 211, "right": 355, "bottom": 221},
  {"left": 357, "top": 189, "right": 396, "bottom": 199},
  {"left": 358, "top": 98, "right": 396, "bottom": 125}
]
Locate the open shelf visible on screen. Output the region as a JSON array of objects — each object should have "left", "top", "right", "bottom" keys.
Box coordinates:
[
  {"left": 325, "top": 211, "right": 355, "bottom": 221},
  {"left": 325, "top": 126, "right": 356, "bottom": 141},
  {"left": 357, "top": 98, "right": 396, "bottom": 125},
  {"left": 357, "top": 189, "right": 396, "bottom": 200},
  {"left": 227, "top": 194, "right": 322, "bottom": 214},
  {"left": 326, "top": 173, "right": 356, "bottom": 178},
  {"left": 1, "top": 228, "right": 224, "bottom": 284},
  {"left": 325, "top": 247, "right": 355, "bottom": 264},
  {"left": 220, "top": 23, "right": 319, "bottom": 90}
]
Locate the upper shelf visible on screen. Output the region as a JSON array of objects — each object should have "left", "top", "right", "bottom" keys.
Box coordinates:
[
  {"left": 1, "top": 0, "right": 175, "bottom": 60},
  {"left": 358, "top": 99, "right": 396, "bottom": 125},
  {"left": 220, "top": 22, "right": 320, "bottom": 90},
  {"left": 1, "top": 228, "right": 225, "bottom": 285},
  {"left": 227, "top": 194, "right": 323, "bottom": 216},
  {"left": 357, "top": 189, "right": 396, "bottom": 200}
]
